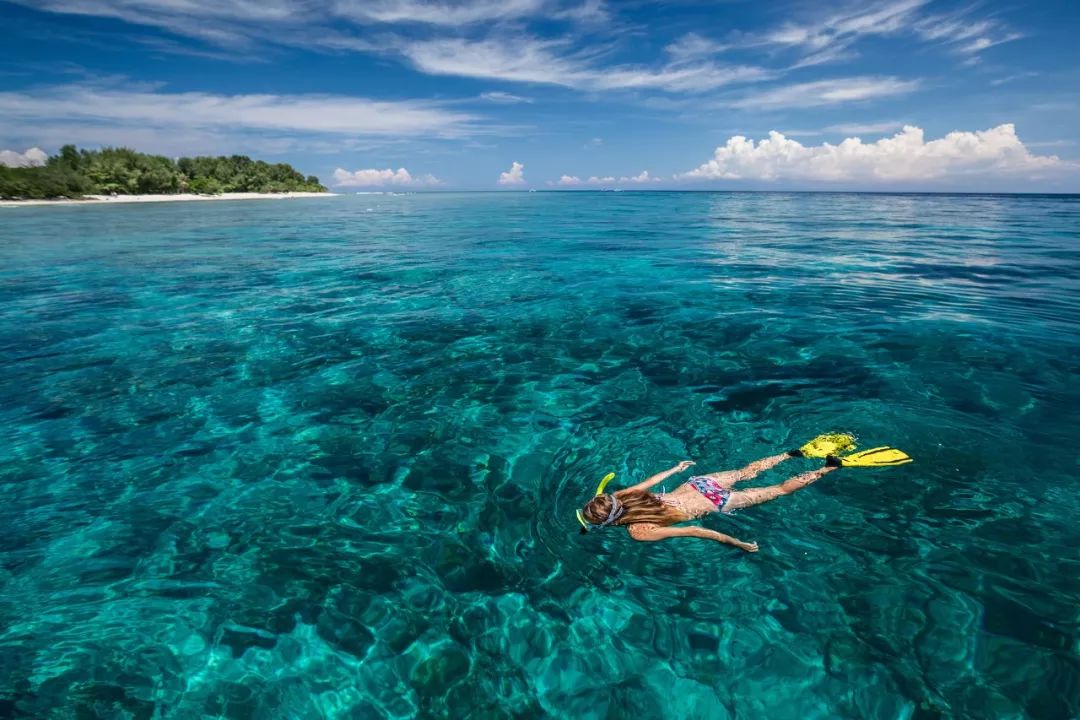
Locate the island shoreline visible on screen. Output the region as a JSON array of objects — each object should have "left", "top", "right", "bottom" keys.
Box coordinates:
[{"left": 0, "top": 192, "right": 338, "bottom": 208}]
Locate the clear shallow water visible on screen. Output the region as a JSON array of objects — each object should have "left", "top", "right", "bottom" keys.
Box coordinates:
[{"left": 1, "top": 192, "right": 1079, "bottom": 719}]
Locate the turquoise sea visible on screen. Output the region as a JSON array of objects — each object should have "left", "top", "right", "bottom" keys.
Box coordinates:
[{"left": 1, "top": 192, "right": 1078, "bottom": 719}]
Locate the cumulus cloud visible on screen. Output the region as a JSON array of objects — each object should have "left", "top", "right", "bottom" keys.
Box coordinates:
[
  {"left": 0, "top": 147, "right": 48, "bottom": 168},
  {"left": 621, "top": 170, "right": 661, "bottom": 183},
  {"left": 552, "top": 170, "right": 661, "bottom": 186},
  {"left": 498, "top": 161, "right": 525, "bottom": 185},
  {"left": 678, "top": 124, "right": 1060, "bottom": 183},
  {"left": 551, "top": 175, "right": 614, "bottom": 186},
  {"left": 332, "top": 167, "right": 441, "bottom": 187}
]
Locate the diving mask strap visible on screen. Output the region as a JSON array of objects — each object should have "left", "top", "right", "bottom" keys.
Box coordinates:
[
  {"left": 576, "top": 472, "right": 617, "bottom": 532},
  {"left": 598, "top": 495, "right": 625, "bottom": 527}
]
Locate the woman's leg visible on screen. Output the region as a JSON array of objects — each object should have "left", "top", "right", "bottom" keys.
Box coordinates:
[
  {"left": 703, "top": 453, "right": 791, "bottom": 489},
  {"left": 725, "top": 465, "right": 838, "bottom": 511}
]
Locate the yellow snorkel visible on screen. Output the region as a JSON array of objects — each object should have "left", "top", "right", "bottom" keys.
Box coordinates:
[{"left": 575, "top": 472, "right": 616, "bottom": 533}]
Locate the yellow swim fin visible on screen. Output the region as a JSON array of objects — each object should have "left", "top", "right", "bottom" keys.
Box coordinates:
[
  {"left": 790, "top": 433, "right": 857, "bottom": 458},
  {"left": 834, "top": 446, "right": 913, "bottom": 467}
]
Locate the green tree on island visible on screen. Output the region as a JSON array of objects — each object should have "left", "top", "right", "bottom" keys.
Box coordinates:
[{"left": 0, "top": 145, "right": 326, "bottom": 199}]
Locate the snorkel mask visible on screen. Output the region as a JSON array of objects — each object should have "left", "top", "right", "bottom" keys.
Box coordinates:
[{"left": 576, "top": 472, "right": 622, "bottom": 534}]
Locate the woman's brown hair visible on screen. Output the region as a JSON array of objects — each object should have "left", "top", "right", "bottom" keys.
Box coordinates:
[{"left": 581, "top": 490, "right": 683, "bottom": 528}]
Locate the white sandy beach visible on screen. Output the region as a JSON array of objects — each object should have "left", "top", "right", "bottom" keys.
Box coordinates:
[{"left": 0, "top": 191, "right": 337, "bottom": 208}]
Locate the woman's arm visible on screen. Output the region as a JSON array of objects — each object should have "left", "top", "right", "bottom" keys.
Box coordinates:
[
  {"left": 618, "top": 460, "right": 695, "bottom": 494},
  {"left": 627, "top": 523, "right": 759, "bottom": 552}
]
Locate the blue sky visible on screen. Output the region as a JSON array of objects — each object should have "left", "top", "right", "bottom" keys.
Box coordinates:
[{"left": 0, "top": 0, "right": 1077, "bottom": 191}]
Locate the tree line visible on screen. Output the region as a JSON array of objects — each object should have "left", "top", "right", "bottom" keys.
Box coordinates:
[{"left": 0, "top": 145, "right": 327, "bottom": 199}]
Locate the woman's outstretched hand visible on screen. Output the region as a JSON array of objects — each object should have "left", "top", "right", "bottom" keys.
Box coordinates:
[
  {"left": 672, "top": 460, "right": 695, "bottom": 473},
  {"left": 739, "top": 541, "right": 759, "bottom": 553}
]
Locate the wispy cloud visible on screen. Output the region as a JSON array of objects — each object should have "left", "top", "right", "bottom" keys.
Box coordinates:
[
  {"left": 748, "top": 0, "right": 929, "bottom": 66},
  {"left": 399, "top": 36, "right": 771, "bottom": 92},
  {"left": 10, "top": 0, "right": 600, "bottom": 36},
  {"left": 0, "top": 82, "right": 493, "bottom": 160},
  {"left": 730, "top": 0, "right": 1020, "bottom": 68},
  {"left": 665, "top": 33, "right": 728, "bottom": 62},
  {"left": 336, "top": 0, "right": 551, "bottom": 26},
  {"left": 825, "top": 120, "right": 905, "bottom": 135},
  {"left": 913, "top": 9, "right": 1023, "bottom": 57},
  {"left": 990, "top": 71, "right": 1039, "bottom": 86},
  {"left": 730, "top": 76, "right": 918, "bottom": 109},
  {"left": 134, "top": 35, "right": 268, "bottom": 64},
  {"left": 0, "top": 84, "right": 484, "bottom": 140},
  {"left": 678, "top": 124, "right": 1059, "bottom": 183},
  {"left": 479, "top": 91, "right": 534, "bottom": 104},
  {"left": 333, "top": 167, "right": 441, "bottom": 187}
]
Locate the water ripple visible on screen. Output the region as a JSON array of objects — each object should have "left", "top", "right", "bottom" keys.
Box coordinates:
[{"left": 1, "top": 193, "right": 1079, "bottom": 718}]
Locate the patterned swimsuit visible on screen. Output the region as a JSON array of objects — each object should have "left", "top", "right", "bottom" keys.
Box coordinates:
[{"left": 688, "top": 475, "right": 731, "bottom": 511}]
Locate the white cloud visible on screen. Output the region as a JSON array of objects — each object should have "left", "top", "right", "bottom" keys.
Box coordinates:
[
  {"left": 665, "top": 33, "right": 728, "bottom": 62},
  {"left": 753, "top": 0, "right": 929, "bottom": 61},
  {"left": 0, "top": 147, "right": 48, "bottom": 168},
  {"left": 332, "top": 167, "right": 441, "bottom": 187},
  {"left": 822, "top": 0, "right": 928, "bottom": 37},
  {"left": 479, "top": 91, "right": 533, "bottom": 104},
  {"left": 744, "top": 0, "right": 1018, "bottom": 68},
  {"left": 399, "top": 36, "right": 771, "bottom": 93},
  {"left": 678, "top": 124, "right": 1060, "bottom": 183},
  {"left": 499, "top": 161, "right": 525, "bottom": 185},
  {"left": 551, "top": 170, "right": 661, "bottom": 186},
  {"left": 620, "top": 170, "right": 661, "bottom": 183},
  {"left": 913, "top": 11, "right": 1022, "bottom": 56},
  {"left": 730, "top": 76, "right": 918, "bottom": 109},
  {"left": 788, "top": 45, "right": 857, "bottom": 69},
  {"left": 10, "top": 0, "right": 598, "bottom": 36},
  {"left": 824, "top": 121, "right": 904, "bottom": 135},
  {"left": 338, "top": 0, "right": 550, "bottom": 26},
  {"left": 0, "top": 84, "right": 482, "bottom": 141}
]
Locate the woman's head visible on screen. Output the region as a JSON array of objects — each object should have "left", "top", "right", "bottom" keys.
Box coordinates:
[{"left": 580, "top": 490, "right": 682, "bottom": 530}]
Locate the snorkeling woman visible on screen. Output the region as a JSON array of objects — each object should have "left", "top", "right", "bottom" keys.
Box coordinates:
[{"left": 576, "top": 434, "right": 911, "bottom": 552}]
